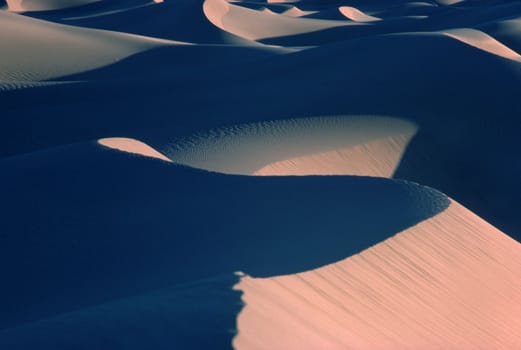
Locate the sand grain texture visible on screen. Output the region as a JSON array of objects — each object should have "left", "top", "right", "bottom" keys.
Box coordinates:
[{"left": 234, "top": 200, "right": 521, "bottom": 349}]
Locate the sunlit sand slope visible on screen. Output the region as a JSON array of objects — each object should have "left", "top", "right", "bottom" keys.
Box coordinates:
[{"left": 235, "top": 200, "right": 521, "bottom": 349}]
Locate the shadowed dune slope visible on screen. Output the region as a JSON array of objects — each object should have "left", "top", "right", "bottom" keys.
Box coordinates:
[
  {"left": 1, "top": 29, "right": 521, "bottom": 238},
  {"left": 0, "top": 141, "right": 448, "bottom": 330},
  {"left": 49, "top": 0, "right": 251, "bottom": 43},
  {"left": 0, "top": 274, "right": 242, "bottom": 350}
]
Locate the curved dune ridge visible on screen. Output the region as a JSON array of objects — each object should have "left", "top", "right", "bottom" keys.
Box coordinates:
[
  {"left": 443, "top": 28, "right": 521, "bottom": 62},
  {"left": 480, "top": 17, "right": 521, "bottom": 53},
  {"left": 98, "top": 138, "right": 171, "bottom": 162},
  {"left": 281, "top": 6, "right": 317, "bottom": 18},
  {"left": 165, "top": 116, "right": 417, "bottom": 177},
  {"left": 6, "top": 0, "right": 102, "bottom": 12},
  {"left": 0, "top": 10, "right": 183, "bottom": 83},
  {"left": 338, "top": 6, "right": 381, "bottom": 23},
  {"left": 233, "top": 199, "right": 521, "bottom": 349},
  {"left": 2, "top": 0, "right": 521, "bottom": 348},
  {"left": 203, "top": 0, "right": 351, "bottom": 41},
  {"left": 0, "top": 142, "right": 451, "bottom": 331}
]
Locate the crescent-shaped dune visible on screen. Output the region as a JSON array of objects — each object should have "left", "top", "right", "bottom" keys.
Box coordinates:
[
  {"left": 2, "top": 0, "right": 521, "bottom": 348},
  {"left": 443, "top": 28, "right": 521, "bottom": 62},
  {"left": 234, "top": 199, "right": 521, "bottom": 349},
  {"left": 203, "top": 0, "right": 351, "bottom": 41},
  {"left": 165, "top": 116, "right": 417, "bottom": 177},
  {"left": 0, "top": 141, "right": 449, "bottom": 331},
  {"left": 338, "top": 6, "right": 381, "bottom": 23},
  {"left": 98, "top": 137, "right": 171, "bottom": 162},
  {"left": 281, "top": 6, "right": 317, "bottom": 18}
]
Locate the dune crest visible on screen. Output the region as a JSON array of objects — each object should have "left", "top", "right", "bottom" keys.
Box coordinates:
[
  {"left": 97, "top": 115, "right": 416, "bottom": 178},
  {"left": 166, "top": 116, "right": 417, "bottom": 177},
  {"left": 203, "top": 0, "right": 350, "bottom": 40},
  {"left": 339, "top": 6, "right": 381, "bottom": 23},
  {"left": 98, "top": 138, "right": 171, "bottom": 162},
  {"left": 234, "top": 200, "right": 521, "bottom": 349},
  {"left": 281, "top": 6, "right": 317, "bottom": 17},
  {"left": 0, "top": 11, "right": 182, "bottom": 82},
  {"left": 444, "top": 28, "right": 521, "bottom": 62}
]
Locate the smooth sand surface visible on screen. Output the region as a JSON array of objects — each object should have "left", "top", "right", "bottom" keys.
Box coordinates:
[
  {"left": 166, "top": 116, "right": 417, "bottom": 176},
  {"left": 234, "top": 199, "right": 521, "bottom": 349},
  {"left": 0, "top": 10, "right": 182, "bottom": 83},
  {"left": 281, "top": 6, "right": 317, "bottom": 18},
  {"left": 339, "top": 6, "right": 381, "bottom": 22},
  {"left": 98, "top": 138, "right": 171, "bottom": 162},
  {"left": 444, "top": 28, "right": 521, "bottom": 62},
  {"left": 253, "top": 134, "right": 414, "bottom": 177},
  {"left": 2, "top": 0, "right": 521, "bottom": 348},
  {"left": 7, "top": 0, "right": 102, "bottom": 12},
  {"left": 203, "top": 0, "right": 351, "bottom": 40},
  {"left": 99, "top": 114, "right": 417, "bottom": 178}
]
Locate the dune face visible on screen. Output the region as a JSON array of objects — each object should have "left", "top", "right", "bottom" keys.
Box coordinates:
[
  {"left": 2, "top": 0, "right": 521, "bottom": 348},
  {"left": 166, "top": 116, "right": 417, "bottom": 176},
  {"left": 234, "top": 200, "right": 521, "bottom": 349},
  {"left": 0, "top": 142, "right": 449, "bottom": 331},
  {"left": 203, "top": 0, "right": 351, "bottom": 41},
  {"left": 339, "top": 6, "right": 381, "bottom": 22},
  {"left": 6, "top": 0, "right": 102, "bottom": 12},
  {"left": 0, "top": 10, "right": 180, "bottom": 84},
  {"left": 444, "top": 28, "right": 521, "bottom": 62},
  {"left": 98, "top": 137, "right": 171, "bottom": 162},
  {"left": 281, "top": 6, "right": 317, "bottom": 18}
]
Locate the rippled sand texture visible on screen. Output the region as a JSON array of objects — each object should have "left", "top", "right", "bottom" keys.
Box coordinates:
[{"left": 1, "top": 0, "right": 521, "bottom": 349}]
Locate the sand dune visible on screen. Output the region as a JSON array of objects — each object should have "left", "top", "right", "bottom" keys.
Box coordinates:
[
  {"left": 0, "top": 274, "right": 242, "bottom": 349},
  {"left": 253, "top": 134, "right": 415, "bottom": 177},
  {"left": 6, "top": 0, "right": 101, "bottom": 12},
  {"left": 281, "top": 6, "right": 317, "bottom": 18},
  {"left": 0, "top": 141, "right": 448, "bottom": 331},
  {"left": 234, "top": 199, "right": 521, "bottom": 349},
  {"left": 0, "top": 10, "right": 181, "bottom": 83},
  {"left": 2, "top": 0, "right": 521, "bottom": 348},
  {"left": 61, "top": 1, "right": 163, "bottom": 21},
  {"left": 203, "top": 0, "right": 351, "bottom": 40},
  {"left": 98, "top": 137, "right": 171, "bottom": 162},
  {"left": 444, "top": 28, "right": 521, "bottom": 62},
  {"left": 339, "top": 6, "right": 381, "bottom": 23},
  {"left": 480, "top": 17, "right": 521, "bottom": 53},
  {"left": 166, "top": 116, "right": 417, "bottom": 176}
]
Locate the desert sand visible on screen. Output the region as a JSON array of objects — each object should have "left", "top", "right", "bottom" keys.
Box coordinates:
[
  {"left": 234, "top": 200, "right": 521, "bottom": 349},
  {"left": 1, "top": 0, "right": 520, "bottom": 349}
]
